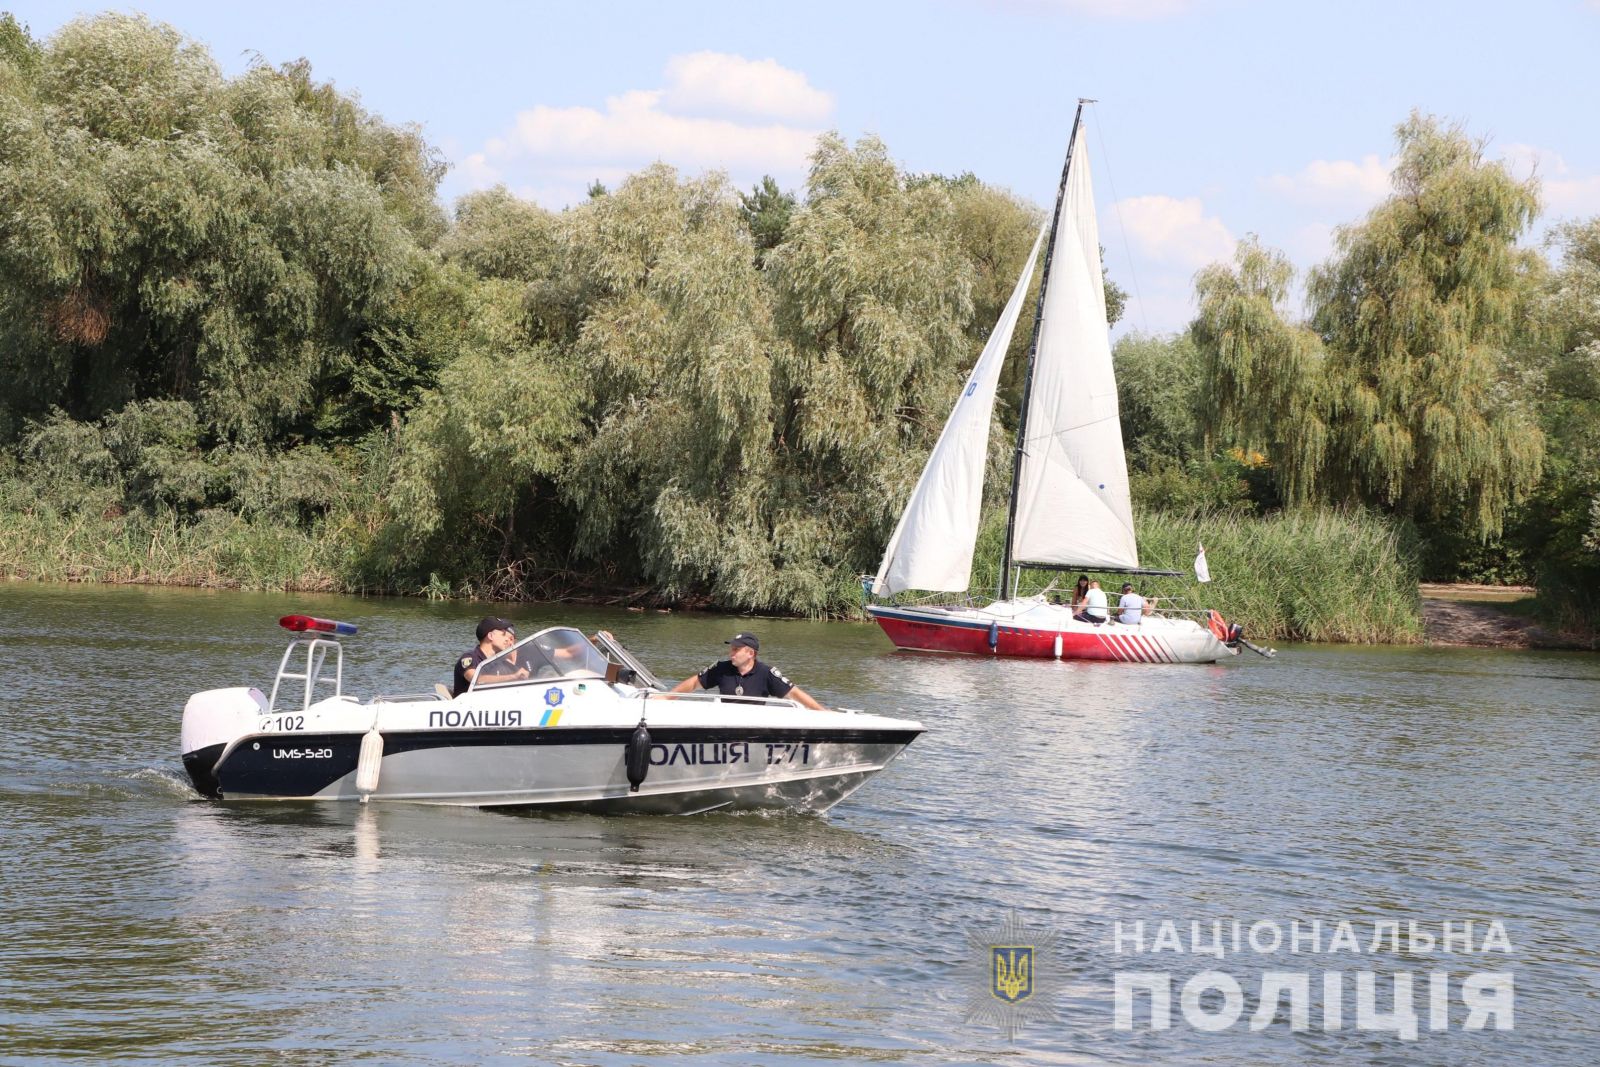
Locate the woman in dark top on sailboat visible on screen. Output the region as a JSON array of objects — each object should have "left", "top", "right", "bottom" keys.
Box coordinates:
[{"left": 1070, "top": 575, "right": 1090, "bottom": 615}]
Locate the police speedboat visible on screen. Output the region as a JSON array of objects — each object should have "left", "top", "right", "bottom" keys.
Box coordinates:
[{"left": 180, "top": 616, "right": 923, "bottom": 814}]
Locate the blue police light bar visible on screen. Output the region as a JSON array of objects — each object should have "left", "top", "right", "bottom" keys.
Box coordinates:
[{"left": 278, "top": 614, "right": 358, "bottom": 636}]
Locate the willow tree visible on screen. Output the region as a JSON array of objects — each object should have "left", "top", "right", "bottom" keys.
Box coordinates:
[
  {"left": 762, "top": 135, "right": 977, "bottom": 610},
  {"left": 382, "top": 275, "right": 581, "bottom": 590},
  {"left": 934, "top": 177, "right": 1047, "bottom": 429},
  {"left": 441, "top": 186, "right": 563, "bottom": 283},
  {"left": 542, "top": 165, "right": 789, "bottom": 603},
  {"left": 1191, "top": 115, "right": 1545, "bottom": 541},
  {"left": 542, "top": 140, "right": 979, "bottom": 614},
  {"left": 1306, "top": 112, "right": 1544, "bottom": 538},
  {"left": 1192, "top": 236, "right": 1328, "bottom": 504},
  {"left": 0, "top": 14, "right": 443, "bottom": 444}
]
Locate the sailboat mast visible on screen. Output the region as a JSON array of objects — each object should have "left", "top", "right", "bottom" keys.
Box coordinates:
[{"left": 997, "top": 99, "right": 1089, "bottom": 601}]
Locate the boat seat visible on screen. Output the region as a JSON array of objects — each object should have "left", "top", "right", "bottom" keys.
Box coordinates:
[{"left": 434, "top": 683, "right": 453, "bottom": 701}]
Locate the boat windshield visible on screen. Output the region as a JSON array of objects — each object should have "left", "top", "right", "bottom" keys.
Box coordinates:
[{"left": 472, "top": 627, "right": 610, "bottom": 690}]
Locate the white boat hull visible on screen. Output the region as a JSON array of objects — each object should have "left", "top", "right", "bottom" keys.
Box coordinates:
[{"left": 182, "top": 683, "right": 922, "bottom": 814}]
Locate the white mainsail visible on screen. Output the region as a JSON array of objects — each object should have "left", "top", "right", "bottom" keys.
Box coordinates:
[
  {"left": 871, "top": 227, "right": 1047, "bottom": 596},
  {"left": 1009, "top": 122, "right": 1139, "bottom": 571}
]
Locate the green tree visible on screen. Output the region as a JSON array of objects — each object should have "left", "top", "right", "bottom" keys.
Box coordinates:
[
  {"left": 0, "top": 14, "right": 441, "bottom": 444},
  {"left": 1116, "top": 332, "right": 1204, "bottom": 467},
  {"left": 738, "top": 175, "right": 795, "bottom": 263},
  {"left": 1191, "top": 236, "right": 1328, "bottom": 505},
  {"left": 1514, "top": 217, "right": 1600, "bottom": 623},
  {"left": 0, "top": 13, "right": 40, "bottom": 81},
  {"left": 541, "top": 140, "right": 983, "bottom": 614},
  {"left": 1192, "top": 115, "right": 1544, "bottom": 544},
  {"left": 555, "top": 164, "right": 788, "bottom": 602},
  {"left": 382, "top": 277, "right": 580, "bottom": 587},
  {"left": 1307, "top": 112, "right": 1544, "bottom": 539},
  {"left": 761, "top": 136, "right": 977, "bottom": 608},
  {"left": 441, "top": 186, "right": 561, "bottom": 282},
  {"left": 1113, "top": 332, "right": 1259, "bottom": 513}
]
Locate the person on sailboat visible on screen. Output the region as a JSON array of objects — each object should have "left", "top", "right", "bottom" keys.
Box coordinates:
[
  {"left": 1117, "top": 583, "right": 1151, "bottom": 625},
  {"left": 668, "top": 632, "right": 826, "bottom": 710},
  {"left": 1070, "top": 575, "right": 1090, "bottom": 615},
  {"left": 1076, "top": 580, "right": 1109, "bottom": 625}
]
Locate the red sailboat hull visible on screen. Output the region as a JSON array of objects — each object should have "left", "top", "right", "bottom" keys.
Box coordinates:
[{"left": 866, "top": 603, "right": 1233, "bottom": 664}]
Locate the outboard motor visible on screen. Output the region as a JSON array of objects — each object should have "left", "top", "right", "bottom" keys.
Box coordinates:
[
  {"left": 625, "top": 718, "right": 652, "bottom": 793},
  {"left": 181, "top": 687, "right": 268, "bottom": 798},
  {"left": 1207, "top": 610, "right": 1276, "bottom": 658}
]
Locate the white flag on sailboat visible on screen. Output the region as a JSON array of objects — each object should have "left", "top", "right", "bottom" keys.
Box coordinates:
[{"left": 1194, "top": 544, "right": 1211, "bottom": 584}]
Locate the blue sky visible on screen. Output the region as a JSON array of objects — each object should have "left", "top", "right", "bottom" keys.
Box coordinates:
[{"left": 20, "top": 1, "right": 1600, "bottom": 334}]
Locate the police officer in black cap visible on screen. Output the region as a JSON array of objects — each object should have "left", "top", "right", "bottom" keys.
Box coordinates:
[
  {"left": 668, "top": 631, "right": 825, "bottom": 709},
  {"left": 451, "top": 616, "right": 527, "bottom": 697}
]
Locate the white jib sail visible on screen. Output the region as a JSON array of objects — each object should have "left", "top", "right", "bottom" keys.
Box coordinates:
[
  {"left": 872, "top": 226, "right": 1048, "bottom": 596},
  {"left": 1010, "top": 122, "right": 1139, "bottom": 571}
]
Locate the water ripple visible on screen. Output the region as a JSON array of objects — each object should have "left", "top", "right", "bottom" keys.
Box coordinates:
[{"left": 1, "top": 585, "right": 1597, "bottom": 1063}]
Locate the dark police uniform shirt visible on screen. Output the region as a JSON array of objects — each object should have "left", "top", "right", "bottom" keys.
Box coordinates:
[
  {"left": 697, "top": 658, "right": 794, "bottom": 701},
  {"left": 452, "top": 646, "right": 490, "bottom": 697}
]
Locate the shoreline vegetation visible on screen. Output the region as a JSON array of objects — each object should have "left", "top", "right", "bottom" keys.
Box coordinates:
[
  {"left": 1, "top": 14, "right": 1596, "bottom": 648},
  {"left": 1, "top": 482, "right": 1592, "bottom": 649},
  {"left": 0, "top": 502, "right": 1420, "bottom": 645}
]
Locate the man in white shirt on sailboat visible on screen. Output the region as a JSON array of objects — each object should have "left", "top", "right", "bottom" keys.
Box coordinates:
[{"left": 1081, "top": 580, "right": 1108, "bottom": 625}]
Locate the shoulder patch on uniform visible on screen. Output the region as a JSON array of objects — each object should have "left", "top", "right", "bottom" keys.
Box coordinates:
[
  {"left": 461, "top": 657, "right": 473, "bottom": 668},
  {"left": 770, "top": 667, "right": 789, "bottom": 683}
]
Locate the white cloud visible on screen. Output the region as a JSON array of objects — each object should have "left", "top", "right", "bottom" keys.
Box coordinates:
[
  {"left": 454, "top": 54, "right": 832, "bottom": 209},
  {"left": 456, "top": 151, "right": 503, "bottom": 190},
  {"left": 509, "top": 90, "right": 820, "bottom": 171},
  {"left": 1115, "top": 194, "right": 1236, "bottom": 270},
  {"left": 1262, "top": 154, "right": 1392, "bottom": 209},
  {"left": 1548, "top": 175, "right": 1600, "bottom": 220},
  {"left": 662, "top": 51, "right": 833, "bottom": 124},
  {"left": 1501, "top": 142, "right": 1556, "bottom": 178},
  {"left": 1501, "top": 143, "right": 1600, "bottom": 220}
]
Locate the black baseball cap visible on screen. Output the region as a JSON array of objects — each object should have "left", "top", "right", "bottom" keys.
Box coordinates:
[
  {"left": 726, "top": 631, "right": 759, "bottom": 650},
  {"left": 477, "top": 616, "right": 516, "bottom": 641}
]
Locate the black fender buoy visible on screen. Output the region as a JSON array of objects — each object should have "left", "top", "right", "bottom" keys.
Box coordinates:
[
  {"left": 625, "top": 719, "right": 652, "bottom": 793},
  {"left": 988, "top": 620, "right": 1000, "bottom": 652}
]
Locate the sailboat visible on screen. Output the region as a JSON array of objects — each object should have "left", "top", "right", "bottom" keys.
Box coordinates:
[{"left": 865, "top": 102, "right": 1241, "bottom": 663}]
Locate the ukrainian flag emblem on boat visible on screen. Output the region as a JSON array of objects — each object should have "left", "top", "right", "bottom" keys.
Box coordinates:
[
  {"left": 539, "top": 687, "right": 564, "bottom": 726},
  {"left": 992, "top": 945, "right": 1033, "bottom": 1003}
]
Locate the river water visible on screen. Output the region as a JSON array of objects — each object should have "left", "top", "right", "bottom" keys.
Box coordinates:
[{"left": 2, "top": 582, "right": 1597, "bottom": 1065}]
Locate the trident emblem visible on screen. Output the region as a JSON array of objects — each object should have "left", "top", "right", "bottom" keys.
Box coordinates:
[{"left": 992, "top": 945, "right": 1033, "bottom": 1003}]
